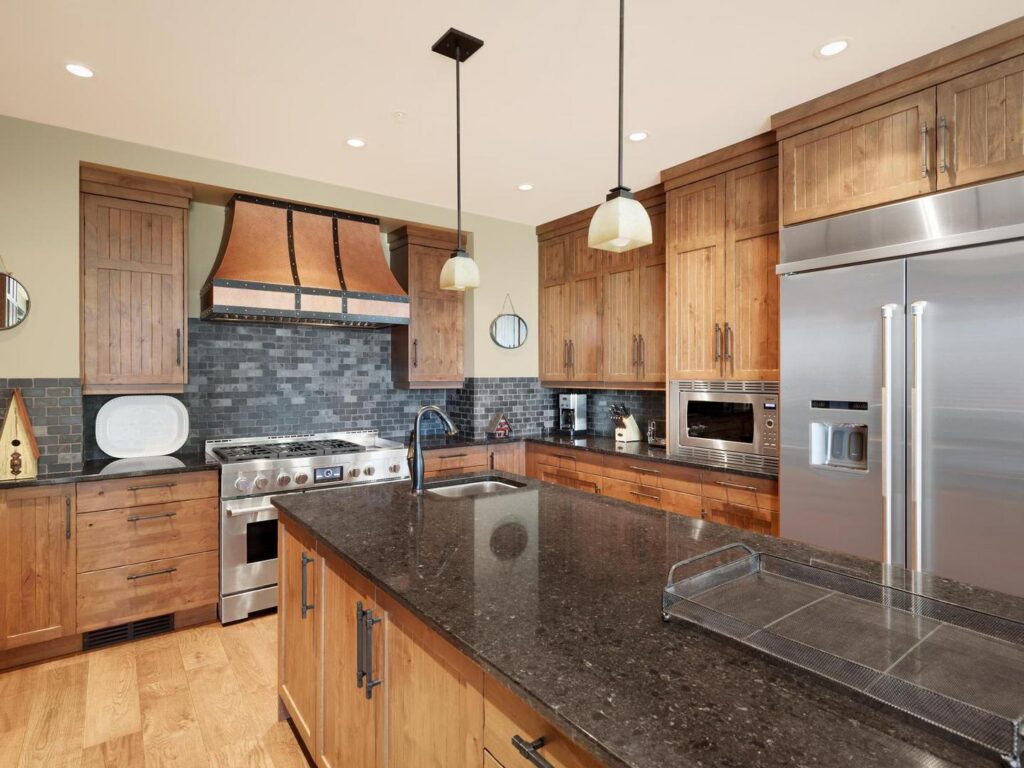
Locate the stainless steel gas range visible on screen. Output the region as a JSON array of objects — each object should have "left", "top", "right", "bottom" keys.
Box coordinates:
[{"left": 207, "top": 430, "right": 410, "bottom": 623}]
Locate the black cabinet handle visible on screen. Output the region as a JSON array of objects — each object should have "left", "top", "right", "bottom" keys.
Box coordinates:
[
  {"left": 356, "top": 601, "right": 367, "bottom": 689},
  {"left": 413, "top": 338, "right": 419, "bottom": 367},
  {"left": 127, "top": 567, "right": 177, "bottom": 581},
  {"left": 512, "top": 735, "right": 554, "bottom": 768},
  {"left": 65, "top": 496, "right": 72, "bottom": 540},
  {"left": 126, "top": 511, "right": 178, "bottom": 523},
  {"left": 639, "top": 333, "right": 646, "bottom": 366},
  {"left": 363, "top": 607, "right": 382, "bottom": 699},
  {"left": 127, "top": 481, "right": 177, "bottom": 491},
  {"left": 176, "top": 328, "right": 182, "bottom": 366},
  {"left": 300, "top": 552, "right": 315, "bottom": 619}
]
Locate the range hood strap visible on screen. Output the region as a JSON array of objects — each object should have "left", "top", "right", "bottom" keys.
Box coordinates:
[
  {"left": 331, "top": 217, "right": 348, "bottom": 291},
  {"left": 286, "top": 209, "right": 301, "bottom": 310}
]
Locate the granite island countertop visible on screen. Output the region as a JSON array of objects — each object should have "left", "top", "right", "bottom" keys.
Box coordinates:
[{"left": 273, "top": 472, "right": 1019, "bottom": 768}]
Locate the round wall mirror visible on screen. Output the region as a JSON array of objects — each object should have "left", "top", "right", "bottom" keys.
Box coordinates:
[
  {"left": 490, "top": 293, "right": 527, "bottom": 349},
  {"left": 0, "top": 274, "right": 30, "bottom": 330}
]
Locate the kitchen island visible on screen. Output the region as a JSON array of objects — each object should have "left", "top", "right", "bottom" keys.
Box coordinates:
[{"left": 273, "top": 472, "right": 1020, "bottom": 768}]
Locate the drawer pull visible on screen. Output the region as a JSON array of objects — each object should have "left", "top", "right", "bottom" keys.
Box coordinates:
[
  {"left": 512, "top": 735, "right": 554, "bottom": 768},
  {"left": 127, "top": 481, "right": 178, "bottom": 492},
  {"left": 127, "top": 567, "right": 177, "bottom": 581},
  {"left": 442, "top": 453, "right": 469, "bottom": 459},
  {"left": 554, "top": 453, "right": 576, "bottom": 460},
  {"left": 714, "top": 480, "right": 758, "bottom": 492},
  {"left": 65, "top": 496, "right": 72, "bottom": 540},
  {"left": 631, "top": 490, "right": 661, "bottom": 501},
  {"left": 628, "top": 465, "right": 660, "bottom": 474},
  {"left": 126, "top": 511, "right": 178, "bottom": 523}
]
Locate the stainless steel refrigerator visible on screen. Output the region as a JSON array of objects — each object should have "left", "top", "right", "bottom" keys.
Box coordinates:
[{"left": 779, "top": 175, "right": 1024, "bottom": 599}]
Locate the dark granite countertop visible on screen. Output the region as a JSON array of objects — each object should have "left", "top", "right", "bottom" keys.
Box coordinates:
[
  {"left": 0, "top": 451, "right": 217, "bottom": 490},
  {"left": 416, "top": 433, "right": 778, "bottom": 480},
  {"left": 273, "top": 472, "right": 1018, "bottom": 768}
]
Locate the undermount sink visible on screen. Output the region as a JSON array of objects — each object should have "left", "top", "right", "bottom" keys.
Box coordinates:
[{"left": 426, "top": 477, "right": 527, "bottom": 499}]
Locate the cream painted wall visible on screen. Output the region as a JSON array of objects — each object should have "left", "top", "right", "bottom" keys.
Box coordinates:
[{"left": 0, "top": 115, "right": 539, "bottom": 379}]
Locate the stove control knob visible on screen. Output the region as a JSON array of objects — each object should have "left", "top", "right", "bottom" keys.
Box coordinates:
[
  {"left": 276, "top": 473, "right": 291, "bottom": 488},
  {"left": 293, "top": 472, "right": 309, "bottom": 485},
  {"left": 234, "top": 475, "right": 254, "bottom": 494},
  {"left": 349, "top": 467, "right": 361, "bottom": 479},
  {"left": 364, "top": 466, "right": 375, "bottom": 477},
  {"left": 389, "top": 464, "right": 401, "bottom": 474},
  {"left": 253, "top": 475, "right": 270, "bottom": 491}
]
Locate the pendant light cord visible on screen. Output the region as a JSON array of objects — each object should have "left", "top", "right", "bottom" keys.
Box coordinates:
[
  {"left": 455, "top": 45, "right": 463, "bottom": 253},
  {"left": 617, "top": 0, "right": 625, "bottom": 191}
]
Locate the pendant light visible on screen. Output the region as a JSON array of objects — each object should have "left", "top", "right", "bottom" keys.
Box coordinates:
[
  {"left": 433, "top": 28, "right": 483, "bottom": 291},
  {"left": 588, "top": 0, "right": 652, "bottom": 253}
]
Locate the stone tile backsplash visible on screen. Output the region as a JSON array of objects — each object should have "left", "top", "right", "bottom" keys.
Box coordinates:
[
  {"left": 446, "top": 377, "right": 556, "bottom": 439},
  {"left": 0, "top": 378, "right": 83, "bottom": 474}
]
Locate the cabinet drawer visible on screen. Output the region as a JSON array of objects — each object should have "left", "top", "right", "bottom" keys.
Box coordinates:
[
  {"left": 77, "top": 470, "right": 218, "bottom": 513},
  {"left": 702, "top": 498, "right": 774, "bottom": 536},
  {"left": 77, "top": 550, "right": 218, "bottom": 632},
  {"left": 701, "top": 470, "right": 778, "bottom": 509},
  {"left": 77, "top": 498, "right": 218, "bottom": 573},
  {"left": 423, "top": 446, "right": 488, "bottom": 473},
  {"left": 601, "top": 477, "right": 657, "bottom": 507},
  {"left": 484, "top": 678, "right": 602, "bottom": 768},
  {"left": 531, "top": 447, "right": 579, "bottom": 471},
  {"left": 660, "top": 488, "right": 701, "bottom": 519}
]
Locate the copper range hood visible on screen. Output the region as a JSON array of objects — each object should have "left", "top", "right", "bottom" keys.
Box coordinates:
[{"left": 201, "top": 195, "right": 409, "bottom": 327}]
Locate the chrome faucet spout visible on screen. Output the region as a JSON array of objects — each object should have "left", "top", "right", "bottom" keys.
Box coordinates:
[{"left": 408, "top": 405, "right": 459, "bottom": 493}]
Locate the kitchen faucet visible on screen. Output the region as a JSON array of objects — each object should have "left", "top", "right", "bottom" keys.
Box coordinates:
[{"left": 408, "top": 405, "right": 459, "bottom": 493}]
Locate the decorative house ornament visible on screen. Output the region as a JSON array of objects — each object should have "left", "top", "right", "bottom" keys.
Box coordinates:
[
  {"left": 432, "top": 28, "right": 484, "bottom": 291},
  {"left": 486, "top": 413, "right": 514, "bottom": 439},
  {"left": 0, "top": 389, "right": 40, "bottom": 480},
  {"left": 588, "top": 0, "right": 653, "bottom": 253}
]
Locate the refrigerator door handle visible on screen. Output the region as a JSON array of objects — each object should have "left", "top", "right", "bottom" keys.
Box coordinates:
[
  {"left": 909, "top": 300, "right": 928, "bottom": 572},
  {"left": 880, "top": 303, "right": 901, "bottom": 565}
]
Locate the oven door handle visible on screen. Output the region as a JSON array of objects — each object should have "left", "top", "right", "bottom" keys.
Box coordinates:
[{"left": 225, "top": 505, "right": 277, "bottom": 518}]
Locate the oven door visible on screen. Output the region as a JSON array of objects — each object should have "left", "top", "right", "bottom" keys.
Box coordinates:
[
  {"left": 221, "top": 494, "right": 280, "bottom": 597},
  {"left": 678, "top": 392, "right": 765, "bottom": 455}
]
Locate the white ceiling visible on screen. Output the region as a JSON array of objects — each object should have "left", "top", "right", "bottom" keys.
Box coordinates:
[{"left": 1, "top": 1, "right": 1021, "bottom": 225}]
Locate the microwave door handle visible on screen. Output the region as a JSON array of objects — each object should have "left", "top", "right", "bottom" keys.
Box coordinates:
[
  {"left": 880, "top": 304, "right": 901, "bottom": 565},
  {"left": 909, "top": 301, "right": 927, "bottom": 573}
]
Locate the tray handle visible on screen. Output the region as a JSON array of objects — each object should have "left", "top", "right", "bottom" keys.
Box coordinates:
[{"left": 666, "top": 543, "right": 756, "bottom": 588}]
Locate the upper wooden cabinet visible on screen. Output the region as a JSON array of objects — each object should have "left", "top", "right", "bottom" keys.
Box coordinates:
[
  {"left": 0, "top": 485, "right": 76, "bottom": 650},
  {"left": 663, "top": 136, "right": 780, "bottom": 382},
  {"left": 773, "top": 20, "right": 1024, "bottom": 224},
  {"left": 389, "top": 225, "right": 466, "bottom": 389},
  {"left": 80, "top": 167, "right": 192, "bottom": 394},
  {"left": 536, "top": 188, "right": 665, "bottom": 388},
  {"left": 936, "top": 54, "right": 1024, "bottom": 190}
]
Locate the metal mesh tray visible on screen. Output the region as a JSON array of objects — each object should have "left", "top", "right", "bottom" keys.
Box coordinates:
[{"left": 662, "top": 544, "right": 1024, "bottom": 766}]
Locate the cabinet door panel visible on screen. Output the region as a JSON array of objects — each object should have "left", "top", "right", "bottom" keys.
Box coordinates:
[
  {"left": 539, "top": 283, "right": 570, "bottom": 381},
  {"left": 937, "top": 55, "right": 1024, "bottom": 190},
  {"left": 602, "top": 267, "right": 639, "bottom": 381},
  {"left": 638, "top": 256, "right": 666, "bottom": 382},
  {"left": 780, "top": 90, "right": 936, "bottom": 224},
  {"left": 540, "top": 238, "right": 568, "bottom": 286},
  {"left": 410, "top": 298, "right": 463, "bottom": 383},
  {"left": 278, "top": 521, "right": 318, "bottom": 751},
  {"left": 488, "top": 443, "right": 525, "bottom": 475},
  {"left": 570, "top": 231, "right": 602, "bottom": 278},
  {"left": 569, "top": 276, "right": 602, "bottom": 380},
  {"left": 0, "top": 487, "right": 76, "bottom": 649},
  {"left": 81, "top": 193, "right": 186, "bottom": 389}
]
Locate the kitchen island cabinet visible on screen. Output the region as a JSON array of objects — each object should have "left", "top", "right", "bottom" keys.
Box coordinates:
[{"left": 273, "top": 474, "right": 1004, "bottom": 768}]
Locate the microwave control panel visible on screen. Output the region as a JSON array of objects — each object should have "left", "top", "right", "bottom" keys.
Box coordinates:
[{"left": 761, "top": 401, "right": 779, "bottom": 450}]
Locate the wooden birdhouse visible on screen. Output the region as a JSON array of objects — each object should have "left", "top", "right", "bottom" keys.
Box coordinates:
[
  {"left": 485, "top": 412, "right": 514, "bottom": 440},
  {"left": 0, "top": 389, "right": 40, "bottom": 481}
]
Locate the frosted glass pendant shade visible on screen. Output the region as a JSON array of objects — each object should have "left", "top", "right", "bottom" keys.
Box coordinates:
[
  {"left": 588, "top": 194, "right": 653, "bottom": 253},
  {"left": 439, "top": 253, "right": 480, "bottom": 291}
]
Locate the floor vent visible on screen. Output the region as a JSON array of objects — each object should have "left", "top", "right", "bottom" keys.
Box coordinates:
[{"left": 82, "top": 614, "right": 175, "bottom": 651}]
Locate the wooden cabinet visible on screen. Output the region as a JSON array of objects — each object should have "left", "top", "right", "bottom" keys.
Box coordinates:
[
  {"left": 0, "top": 485, "right": 76, "bottom": 649},
  {"left": 80, "top": 168, "right": 192, "bottom": 395},
  {"left": 665, "top": 138, "right": 779, "bottom": 382},
  {"left": 488, "top": 442, "right": 525, "bottom": 475},
  {"left": 278, "top": 519, "right": 319, "bottom": 751},
  {"left": 525, "top": 443, "right": 778, "bottom": 536},
  {"left": 537, "top": 188, "right": 665, "bottom": 388},
  {"left": 779, "top": 90, "right": 936, "bottom": 225},
  {"left": 423, "top": 445, "right": 490, "bottom": 480},
  {"left": 390, "top": 225, "right": 466, "bottom": 388},
  {"left": 936, "top": 54, "right": 1024, "bottom": 190}
]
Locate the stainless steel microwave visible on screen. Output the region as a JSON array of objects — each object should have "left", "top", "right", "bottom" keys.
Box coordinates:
[{"left": 669, "top": 380, "right": 779, "bottom": 472}]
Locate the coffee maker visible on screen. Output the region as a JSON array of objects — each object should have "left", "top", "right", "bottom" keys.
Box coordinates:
[{"left": 558, "top": 394, "right": 587, "bottom": 435}]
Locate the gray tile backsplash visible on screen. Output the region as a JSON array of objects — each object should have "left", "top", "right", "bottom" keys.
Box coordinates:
[{"left": 0, "top": 378, "right": 83, "bottom": 474}]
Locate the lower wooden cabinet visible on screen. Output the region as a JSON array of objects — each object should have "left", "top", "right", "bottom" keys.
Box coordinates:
[
  {"left": 423, "top": 445, "right": 489, "bottom": 480},
  {"left": 0, "top": 485, "right": 76, "bottom": 649},
  {"left": 279, "top": 520, "right": 319, "bottom": 750},
  {"left": 487, "top": 442, "right": 525, "bottom": 475}
]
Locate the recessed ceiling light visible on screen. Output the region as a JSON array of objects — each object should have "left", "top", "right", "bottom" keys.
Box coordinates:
[
  {"left": 628, "top": 130, "right": 649, "bottom": 142},
  {"left": 346, "top": 137, "right": 366, "bottom": 148},
  {"left": 65, "top": 63, "right": 94, "bottom": 78},
  {"left": 817, "top": 39, "right": 849, "bottom": 58},
  {"left": 517, "top": 183, "right": 534, "bottom": 192}
]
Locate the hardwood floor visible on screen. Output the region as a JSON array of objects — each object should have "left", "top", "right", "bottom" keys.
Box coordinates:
[{"left": 0, "top": 615, "right": 309, "bottom": 767}]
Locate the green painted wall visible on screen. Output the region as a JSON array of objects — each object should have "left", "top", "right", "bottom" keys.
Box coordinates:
[{"left": 0, "top": 115, "right": 538, "bottom": 378}]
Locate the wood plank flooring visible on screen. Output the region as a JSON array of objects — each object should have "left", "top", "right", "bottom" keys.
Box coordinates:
[{"left": 0, "top": 614, "right": 309, "bottom": 768}]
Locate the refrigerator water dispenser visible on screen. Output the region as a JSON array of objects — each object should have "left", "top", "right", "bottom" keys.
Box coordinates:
[{"left": 810, "top": 422, "right": 868, "bottom": 471}]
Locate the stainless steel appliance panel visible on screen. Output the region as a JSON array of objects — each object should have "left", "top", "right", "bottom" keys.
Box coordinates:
[
  {"left": 780, "top": 258, "right": 907, "bottom": 564},
  {"left": 221, "top": 494, "right": 280, "bottom": 598},
  {"left": 906, "top": 241, "right": 1024, "bottom": 597}
]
